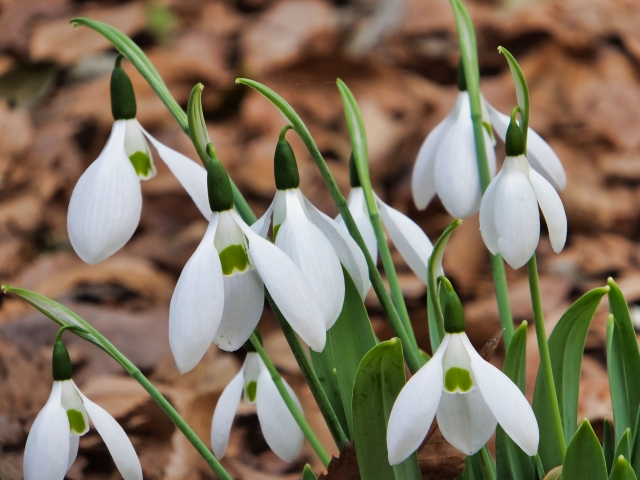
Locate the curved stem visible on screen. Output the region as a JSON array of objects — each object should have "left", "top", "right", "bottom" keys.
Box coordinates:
[{"left": 250, "top": 333, "right": 332, "bottom": 467}]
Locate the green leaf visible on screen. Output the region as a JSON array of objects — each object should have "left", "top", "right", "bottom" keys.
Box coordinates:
[
  {"left": 616, "top": 429, "right": 633, "bottom": 463},
  {"left": 497, "top": 47, "right": 530, "bottom": 141},
  {"left": 352, "top": 339, "right": 421, "bottom": 480},
  {"left": 303, "top": 464, "right": 318, "bottom": 480},
  {"left": 610, "top": 456, "right": 638, "bottom": 480},
  {"left": 327, "top": 269, "right": 377, "bottom": 437},
  {"left": 608, "top": 278, "right": 640, "bottom": 442},
  {"left": 427, "top": 220, "right": 462, "bottom": 351},
  {"left": 608, "top": 314, "right": 630, "bottom": 446},
  {"left": 563, "top": 419, "right": 608, "bottom": 480},
  {"left": 186, "top": 83, "right": 211, "bottom": 167},
  {"left": 496, "top": 322, "right": 535, "bottom": 480},
  {"left": 449, "top": 0, "right": 480, "bottom": 103},
  {"left": 605, "top": 419, "right": 615, "bottom": 473},
  {"left": 69, "top": 18, "right": 188, "bottom": 131}
]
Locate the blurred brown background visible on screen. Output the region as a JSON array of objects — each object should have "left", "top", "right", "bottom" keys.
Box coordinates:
[{"left": 0, "top": 0, "right": 639, "bottom": 478}]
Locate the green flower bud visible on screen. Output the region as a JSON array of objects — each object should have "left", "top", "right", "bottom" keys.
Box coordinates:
[
  {"left": 274, "top": 126, "right": 300, "bottom": 190},
  {"left": 52, "top": 340, "right": 72, "bottom": 381},
  {"left": 505, "top": 107, "right": 525, "bottom": 157},
  {"left": 206, "top": 143, "right": 234, "bottom": 212},
  {"left": 439, "top": 276, "right": 466, "bottom": 334},
  {"left": 110, "top": 54, "right": 137, "bottom": 121},
  {"left": 457, "top": 58, "right": 467, "bottom": 92},
  {"left": 349, "top": 152, "right": 361, "bottom": 188}
]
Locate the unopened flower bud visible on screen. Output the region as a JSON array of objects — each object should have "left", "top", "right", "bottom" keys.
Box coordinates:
[{"left": 274, "top": 126, "right": 300, "bottom": 190}]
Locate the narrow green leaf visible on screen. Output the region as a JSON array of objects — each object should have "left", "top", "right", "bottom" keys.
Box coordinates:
[
  {"left": 497, "top": 47, "right": 530, "bottom": 140},
  {"left": 616, "top": 429, "right": 633, "bottom": 463},
  {"left": 303, "top": 464, "right": 318, "bottom": 480},
  {"left": 327, "top": 269, "right": 377, "bottom": 436},
  {"left": 630, "top": 409, "right": 640, "bottom": 477},
  {"left": 427, "top": 220, "right": 462, "bottom": 351},
  {"left": 496, "top": 322, "right": 534, "bottom": 480},
  {"left": 563, "top": 419, "right": 608, "bottom": 480},
  {"left": 610, "top": 456, "right": 638, "bottom": 480},
  {"left": 608, "top": 314, "right": 631, "bottom": 446},
  {"left": 606, "top": 419, "right": 615, "bottom": 473},
  {"left": 352, "top": 339, "right": 421, "bottom": 480},
  {"left": 608, "top": 278, "right": 640, "bottom": 441}
]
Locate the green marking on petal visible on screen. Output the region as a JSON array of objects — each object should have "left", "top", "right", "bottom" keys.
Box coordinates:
[
  {"left": 129, "top": 151, "right": 153, "bottom": 178},
  {"left": 273, "top": 224, "right": 281, "bottom": 240},
  {"left": 67, "top": 409, "right": 86, "bottom": 434},
  {"left": 444, "top": 367, "right": 473, "bottom": 393},
  {"left": 246, "top": 381, "right": 257, "bottom": 403},
  {"left": 219, "top": 244, "right": 250, "bottom": 276}
]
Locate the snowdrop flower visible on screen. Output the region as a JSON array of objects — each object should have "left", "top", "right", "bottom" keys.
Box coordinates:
[
  {"left": 412, "top": 67, "right": 497, "bottom": 218},
  {"left": 25, "top": 337, "right": 142, "bottom": 480},
  {"left": 337, "top": 155, "right": 434, "bottom": 284},
  {"left": 68, "top": 55, "right": 210, "bottom": 264},
  {"left": 211, "top": 348, "right": 304, "bottom": 462},
  {"left": 170, "top": 154, "right": 327, "bottom": 373},
  {"left": 480, "top": 113, "right": 567, "bottom": 269},
  {"left": 254, "top": 129, "right": 370, "bottom": 323},
  {"left": 387, "top": 279, "right": 538, "bottom": 463}
]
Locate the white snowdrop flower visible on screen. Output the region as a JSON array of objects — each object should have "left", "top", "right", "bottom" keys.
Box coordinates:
[
  {"left": 337, "top": 156, "right": 434, "bottom": 285},
  {"left": 24, "top": 339, "right": 142, "bottom": 480},
  {"left": 387, "top": 280, "right": 538, "bottom": 463},
  {"left": 68, "top": 55, "right": 210, "bottom": 264},
  {"left": 479, "top": 114, "right": 567, "bottom": 270},
  {"left": 411, "top": 69, "right": 497, "bottom": 218},
  {"left": 169, "top": 157, "right": 326, "bottom": 374},
  {"left": 211, "top": 351, "right": 304, "bottom": 462},
  {"left": 254, "top": 130, "right": 369, "bottom": 322}
]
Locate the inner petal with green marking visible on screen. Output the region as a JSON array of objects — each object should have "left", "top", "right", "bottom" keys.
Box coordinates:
[
  {"left": 444, "top": 367, "right": 473, "bottom": 393},
  {"left": 129, "top": 151, "right": 154, "bottom": 178},
  {"left": 245, "top": 381, "right": 257, "bottom": 403},
  {"left": 67, "top": 409, "right": 87, "bottom": 434},
  {"left": 219, "top": 244, "right": 251, "bottom": 276}
]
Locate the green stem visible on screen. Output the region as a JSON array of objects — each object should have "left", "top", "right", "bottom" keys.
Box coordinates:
[
  {"left": 250, "top": 333, "right": 332, "bottom": 467},
  {"left": 527, "top": 254, "right": 566, "bottom": 457},
  {"left": 480, "top": 446, "right": 497, "bottom": 480},
  {"left": 490, "top": 254, "right": 514, "bottom": 346}
]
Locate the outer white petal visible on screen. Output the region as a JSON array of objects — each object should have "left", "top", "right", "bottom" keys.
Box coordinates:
[
  {"left": 251, "top": 198, "right": 275, "bottom": 237},
  {"left": 169, "top": 214, "right": 224, "bottom": 373},
  {"left": 487, "top": 104, "right": 566, "bottom": 190},
  {"left": 436, "top": 390, "right": 497, "bottom": 455},
  {"left": 303, "top": 194, "right": 370, "bottom": 299},
  {"left": 67, "top": 435, "right": 79, "bottom": 473},
  {"left": 528, "top": 167, "right": 567, "bottom": 254},
  {"left": 434, "top": 93, "right": 485, "bottom": 219},
  {"left": 68, "top": 120, "right": 142, "bottom": 264},
  {"left": 214, "top": 270, "right": 264, "bottom": 352},
  {"left": 493, "top": 157, "right": 540, "bottom": 269},
  {"left": 463, "top": 334, "right": 539, "bottom": 456},
  {"left": 79, "top": 392, "right": 143, "bottom": 480},
  {"left": 376, "top": 196, "right": 433, "bottom": 284},
  {"left": 24, "top": 382, "right": 70, "bottom": 480},
  {"left": 338, "top": 187, "right": 378, "bottom": 263},
  {"left": 140, "top": 126, "right": 211, "bottom": 219},
  {"left": 412, "top": 93, "right": 463, "bottom": 210},
  {"left": 275, "top": 190, "right": 345, "bottom": 329},
  {"left": 387, "top": 334, "right": 450, "bottom": 465},
  {"left": 211, "top": 366, "right": 245, "bottom": 459},
  {"left": 256, "top": 360, "right": 304, "bottom": 462},
  {"left": 231, "top": 211, "right": 327, "bottom": 352},
  {"left": 479, "top": 169, "right": 504, "bottom": 255}
]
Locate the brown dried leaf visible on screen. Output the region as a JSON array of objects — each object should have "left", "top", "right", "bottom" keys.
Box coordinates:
[
  {"left": 318, "top": 442, "right": 361, "bottom": 480},
  {"left": 479, "top": 329, "right": 504, "bottom": 362},
  {"left": 544, "top": 465, "right": 562, "bottom": 480},
  {"left": 417, "top": 422, "right": 466, "bottom": 480}
]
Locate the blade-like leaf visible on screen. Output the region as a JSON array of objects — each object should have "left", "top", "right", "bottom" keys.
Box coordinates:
[
  {"left": 563, "top": 419, "right": 608, "bottom": 480},
  {"left": 616, "top": 429, "right": 633, "bottom": 464},
  {"left": 304, "top": 464, "right": 319, "bottom": 480},
  {"left": 352, "top": 339, "right": 421, "bottom": 480},
  {"left": 497, "top": 47, "right": 530, "bottom": 141},
  {"left": 608, "top": 314, "right": 631, "bottom": 445},
  {"left": 496, "top": 322, "right": 534, "bottom": 480},
  {"left": 606, "top": 419, "right": 615, "bottom": 474},
  {"left": 610, "top": 456, "right": 638, "bottom": 480}
]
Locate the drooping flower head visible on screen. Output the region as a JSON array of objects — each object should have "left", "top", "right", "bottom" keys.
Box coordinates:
[
  {"left": 169, "top": 151, "right": 327, "bottom": 373},
  {"left": 387, "top": 278, "right": 538, "bottom": 463},
  {"left": 24, "top": 335, "right": 142, "bottom": 480},
  {"left": 479, "top": 111, "right": 567, "bottom": 269},
  {"left": 211, "top": 340, "right": 304, "bottom": 462},
  {"left": 68, "top": 55, "right": 210, "bottom": 264}
]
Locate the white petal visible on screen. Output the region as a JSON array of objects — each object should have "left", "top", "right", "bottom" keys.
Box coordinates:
[
  {"left": 24, "top": 382, "right": 70, "bottom": 480},
  {"left": 232, "top": 211, "right": 327, "bottom": 352},
  {"left": 303, "top": 194, "right": 370, "bottom": 299},
  {"left": 436, "top": 390, "right": 497, "bottom": 455},
  {"left": 412, "top": 93, "right": 463, "bottom": 210},
  {"left": 256, "top": 360, "right": 304, "bottom": 462},
  {"left": 528, "top": 167, "right": 567, "bottom": 254},
  {"left": 214, "top": 270, "right": 264, "bottom": 351},
  {"left": 169, "top": 214, "right": 224, "bottom": 373},
  {"left": 67, "top": 435, "right": 79, "bottom": 473},
  {"left": 376, "top": 196, "right": 433, "bottom": 285},
  {"left": 494, "top": 157, "right": 540, "bottom": 269},
  {"left": 338, "top": 187, "right": 378, "bottom": 263},
  {"left": 67, "top": 120, "right": 142, "bottom": 264},
  {"left": 487, "top": 104, "right": 566, "bottom": 191},
  {"left": 124, "top": 119, "right": 155, "bottom": 180},
  {"left": 80, "top": 392, "right": 143, "bottom": 480},
  {"left": 479, "top": 169, "right": 504, "bottom": 255},
  {"left": 251, "top": 198, "right": 275, "bottom": 237},
  {"left": 387, "top": 334, "right": 450, "bottom": 465},
  {"left": 140, "top": 126, "right": 211, "bottom": 219},
  {"left": 211, "top": 367, "right": 245, "bottom": 459},
  {"left": 275, "top": 190, "right": 345, "bottom": 329},
  {"left": 434, "top": 93, "right": 488, "bottom": 218},
  {"left": 464, "top": 334, "right": 539, "bottom": 456}
]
